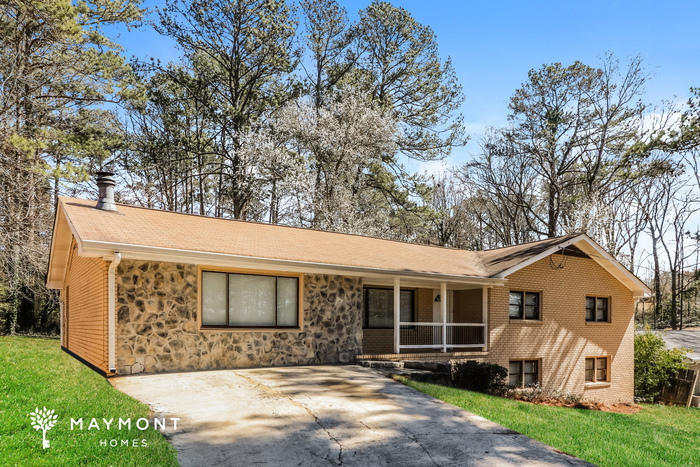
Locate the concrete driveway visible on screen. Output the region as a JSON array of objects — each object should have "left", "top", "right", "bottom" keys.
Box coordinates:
[{"left": 112, "top": 365, "right": 590, "bottom": 466}]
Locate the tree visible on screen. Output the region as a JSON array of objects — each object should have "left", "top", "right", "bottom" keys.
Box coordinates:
[
  {"left": 119, "top": 64, "right": 218, "bottom": 214},
  {"left": 155, "top": 0, "right": 298, "bottom": 219},
  {"left": 636, "top": 157, "right": 698, "bottom": 329},
  {"left": 276, "top": 85, "right": 402, "bottom": 235},
  {"left": 426, "top": 173, "right": 480, "bottom": 249},
  {"left": 299, "top": 0, "right": 359, "bottom": 110},
  {"left": 506, "top": 54, "right": 648, "bottom": 237},
  {"left": 458, "top": 129, "right": 540, "bottom": 248},
  {"left": 0, "top": 0, "right": 144, "bottom": 333},
  {"left": 357, "top": 1, "right": 467, "bottom": 161}
]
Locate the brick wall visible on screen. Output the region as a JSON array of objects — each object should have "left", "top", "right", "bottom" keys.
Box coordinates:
[
  {"left": 453, "top": 289, "right": 482, "bottom": 323},
  {"left": 484, "top": 254, "right": 635, "bottom": 404},
  {"left": 62, "top": 237, "right": 109, "bottom": 372},
  {"left": 362, "top": 329, "right": 394, "bottom": 354}
]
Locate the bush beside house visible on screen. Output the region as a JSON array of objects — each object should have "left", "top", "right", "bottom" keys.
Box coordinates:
[{"left": 634, "top": 328, "right": 688, "bottom": 402}]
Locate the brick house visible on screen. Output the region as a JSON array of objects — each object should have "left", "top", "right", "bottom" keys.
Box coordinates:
[{"left": 47, "top": 174, "right": 650, "bottom": 403}]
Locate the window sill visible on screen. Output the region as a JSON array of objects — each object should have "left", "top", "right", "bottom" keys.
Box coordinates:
[
  {"left": 509, "top": 320, "right": 543, "bottom": 324},
  {"left": 585, "top": 382, "right": 611, "bottom": 389},
  {"left": 585, "top": 321, "right": 612, "bottom": 325},
  {"left": 199, "top": 327, "right": 303, "bottom": 333}
]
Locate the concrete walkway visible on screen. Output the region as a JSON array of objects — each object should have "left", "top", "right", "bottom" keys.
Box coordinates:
[{"left": 112, "top": 365, "right": 591, "bottom": 466}]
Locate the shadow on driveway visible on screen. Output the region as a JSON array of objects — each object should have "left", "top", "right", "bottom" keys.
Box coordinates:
[{"left": 112, "top": 365, "right": 591, "bottom": 466}]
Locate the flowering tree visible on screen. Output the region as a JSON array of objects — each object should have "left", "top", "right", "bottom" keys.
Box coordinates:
[
  {"left": 276, "top": 86, "right": 402, "bottom": 235},
  {"left": 29, "top": 407, "right": 57, "bottom": 449}
]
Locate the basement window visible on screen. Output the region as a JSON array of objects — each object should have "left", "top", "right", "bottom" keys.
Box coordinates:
[
  {"left": 201, "top": 271, "right": 299, "bottom": 328},
  {"left": 585, "top": 297, "right": 609, "bottom": 322},
  {"left": 509, "top": 291, "right": 540, "bottom": 320},
  {"left": 585, "top": 357, "right": 609, "bottom": 383},
  {"left": 509, "top": 360, "right": 539, "bottom": 387}
]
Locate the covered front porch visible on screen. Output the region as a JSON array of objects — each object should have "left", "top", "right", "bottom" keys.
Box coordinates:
[{"left": 361, "top": 278, "right": 491, "bottom": 355}]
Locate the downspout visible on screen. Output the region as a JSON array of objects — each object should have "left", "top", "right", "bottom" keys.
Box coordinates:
[{"left": 108, "top": 252, "right": 121, "bottom": 373}]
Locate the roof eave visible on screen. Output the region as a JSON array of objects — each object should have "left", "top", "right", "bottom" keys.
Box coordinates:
[
  {"left": 46, "top": 200, "right": 81, "bottom": 289},
  {"left": 79, "top": 240, "right": 506, "bottom": 286}
]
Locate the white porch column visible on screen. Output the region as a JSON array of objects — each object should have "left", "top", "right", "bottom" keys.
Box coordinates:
[
  {"left": 441, "top": 282, "right": 447, "bottom": 353},
  {"left": 482, "top": 286, "right": 489, "bottom": 351},
  {"left": 394, "top": 278, "right": 400, "bottom": 354}
]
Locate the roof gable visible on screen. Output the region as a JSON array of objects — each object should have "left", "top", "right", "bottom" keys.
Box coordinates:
[{"left": 479, "top": 233, "right": 650, "bottom": 297}]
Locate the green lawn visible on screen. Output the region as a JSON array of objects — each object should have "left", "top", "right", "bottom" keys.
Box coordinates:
[
  {"left": 0, "top": 336, "right": 179, "bottom": 466},
  {"left": 398, "top": 377, "right": 700, "bottom": 467}
]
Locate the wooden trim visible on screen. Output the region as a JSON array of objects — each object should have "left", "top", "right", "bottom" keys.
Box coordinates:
[
  {"left": 585, "top": 355, "right": 611, "bottom": 383},
  {"left": 508, "top": 358, "right": 542, "bottom": 387},
  {"left": 508, "top": 289, "right": 543, "bottom": 321},
  {"left": 197, "top": 265, "right": 304, "bottom": 331}
]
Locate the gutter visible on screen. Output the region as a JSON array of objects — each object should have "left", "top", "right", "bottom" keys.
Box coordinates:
[
  {"left": 79, "top": 240, "right": 507, "bottom": 287},
  {"left": 107, "top": 252, "right": 121, "bottom": 373}
]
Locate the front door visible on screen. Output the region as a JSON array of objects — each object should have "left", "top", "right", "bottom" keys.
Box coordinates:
[{"left": 432, "top": 289, "right": 453, "bottom": 323}]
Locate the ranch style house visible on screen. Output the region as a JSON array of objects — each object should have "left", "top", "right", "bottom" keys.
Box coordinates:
[{"left": 47, "top": 173, "right": 650, "bottom": 403}]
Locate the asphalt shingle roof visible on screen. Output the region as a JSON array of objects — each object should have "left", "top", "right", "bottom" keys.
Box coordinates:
[{"left": 58, "top": 196, "right": 582, "bottom": 279}]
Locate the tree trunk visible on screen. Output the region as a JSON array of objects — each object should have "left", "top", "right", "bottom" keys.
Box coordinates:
[
  {"left": 652, "top": 237, "right": 662, "bottom": 328},
  {"left": 670, "top": 268, "right": 678, "bottom": 330}
]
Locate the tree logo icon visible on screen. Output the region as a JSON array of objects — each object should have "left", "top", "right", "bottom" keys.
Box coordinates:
[{"left": 29, "top": 407, "right": 58, "bottom": 449}]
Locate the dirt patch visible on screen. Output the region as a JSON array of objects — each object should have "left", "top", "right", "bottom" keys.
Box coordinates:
[{"left": 518, "top": 398, "right": 641, "bottom": 414}]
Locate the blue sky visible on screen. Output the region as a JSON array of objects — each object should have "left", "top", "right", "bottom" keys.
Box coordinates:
[{"left": 112, "top": 0, "right": 700, "bottom": 170}]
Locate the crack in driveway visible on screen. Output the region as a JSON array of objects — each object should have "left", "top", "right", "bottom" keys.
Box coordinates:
[{"left": 232, "top": 371, "right": 344, "bottom": 466}]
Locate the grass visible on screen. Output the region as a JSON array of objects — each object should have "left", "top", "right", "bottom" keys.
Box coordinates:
[
  {"left": 0, "top": 336, "right": 179, "bottom": 466},
  {"left": 397, "top": 377, "right": 700, "bottom": 467}
]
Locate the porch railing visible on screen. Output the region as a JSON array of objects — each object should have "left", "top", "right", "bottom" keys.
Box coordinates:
[{"left": 398, "top": 322, "right": 486, "bottom": 351}]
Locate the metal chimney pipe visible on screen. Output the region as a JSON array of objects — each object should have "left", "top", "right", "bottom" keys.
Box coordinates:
[{"left": 95, "top": 171, "right": 117, "bottom": 212}]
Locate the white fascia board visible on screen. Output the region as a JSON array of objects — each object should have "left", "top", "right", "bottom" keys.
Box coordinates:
[
  {"left": 46, "top": 202, "right": 83, "bottom": 289},
  {"left": 575, "top": 238, "right": 652, "bottom": 297},
  {"left": 79, "top": 240, "right": 506, "bottom": 287}
]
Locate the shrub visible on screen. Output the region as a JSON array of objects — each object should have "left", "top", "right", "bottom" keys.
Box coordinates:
[
  {"left": 505, "top": 384, "right": 582, "bottom": 404},
  {"left": 634, "top": 327, "right": 688, "bottom": 402},
  {"left": 451, "top": 360, "right": 507, "bottom": 394}
]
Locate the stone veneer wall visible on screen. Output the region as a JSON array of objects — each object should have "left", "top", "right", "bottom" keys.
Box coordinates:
[{"left": 115, "top": 260, "right": 363, "bottom": 375}]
